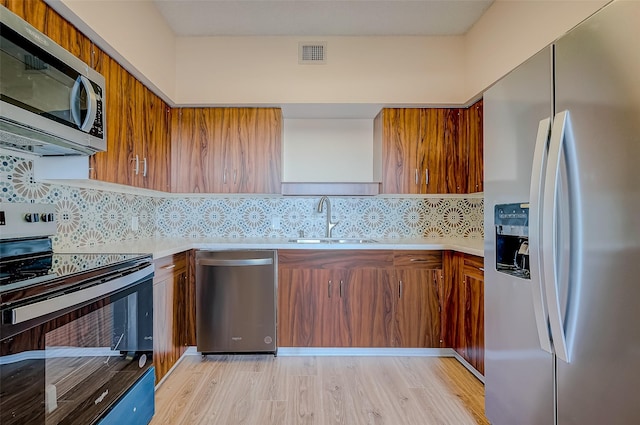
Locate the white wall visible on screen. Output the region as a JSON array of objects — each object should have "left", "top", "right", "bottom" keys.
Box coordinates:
[
  {"left": 464, "top": 0, "right": 609, "bottom": 99},
  {"left": 175, "top": 36, "right": 467, "bottom": 105},
  {"left": 50, "top": 0, "right": 177, "bottom": 102},
  {"left": 283, "top": 119, "right": 375, "bottom": 182},
  {"left": 48, "top": 0, "right": 611, "bottom": 107}
]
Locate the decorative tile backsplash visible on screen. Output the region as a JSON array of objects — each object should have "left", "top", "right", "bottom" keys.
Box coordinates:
[
  {"left": 156, "top": 196, "right": 484, "bottom": 240},
  {"left": 1, "top": 154, "right": 484, "bottom": 249}
]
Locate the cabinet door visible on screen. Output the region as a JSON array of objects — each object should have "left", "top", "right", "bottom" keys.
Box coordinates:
[
  {"left": 420, "top": 109, "right": 448, "bottom": 194},
  {"left": 395, "top": 269, "right": 442, "bottom": 348},
  {"left": 441, "top": 251, "right": 464, "bottom": 354},
  {"left": 278, "top": 267, "right": 334, "bottom": 347},
  {"left": 153, "top": 277, "right": 173, "bottom": 384},
  {"left": 381, "top": 109, "right": 422, "bottom": 194},
  {"left": 467, "top": 100, "right": 484, "bottom": 193},
  {"left": 171, "top": 108, "right": 224, "bottom": 193},
  {"left": 90, "top": 52, "right": 135, "bottom": 186},
  {"left": 142, "top": 90, "right": 170, "bottom": 191},
  {"left": 444, "top": 108, "right": 468, "bottom": 194},
  {"left": 463, "top": 255, "right": 485, "bottom": 374},
  {"left": 238, "top": 108, "right": 281, "bottom": 193},
  {"left": 174, "top": 269, "right": 196, "bottom": 347},
  {"left": 338, "top": 268, "right": 394, "bottom": 347}
]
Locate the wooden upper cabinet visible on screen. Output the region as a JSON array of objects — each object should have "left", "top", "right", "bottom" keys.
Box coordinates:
[
  {"left": 420, "top": 109, "right": 448, "bottom": 194},
  {"left": 380, "top": 109, "right": 422, "bottom": 194},
  {"left": 467, "top": 99, "right": 484, "bottom": 193},
  {"left": 171, "top": 107, "right": 282, "bottom": 193},
  {"left": 377, "top": 102, "right": 483, "bottom": 195},
  {"left": 89, "top": 49, "right": 171, "bottom": 191}
]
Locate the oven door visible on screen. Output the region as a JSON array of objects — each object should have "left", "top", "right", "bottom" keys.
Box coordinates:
[{"left": 0, "top": 266, "right": 153, "bottom": 425}]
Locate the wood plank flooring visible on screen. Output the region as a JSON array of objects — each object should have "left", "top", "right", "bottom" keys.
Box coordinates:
[{"left": 151, "top": 355, "right": 489, "bottom": 425}]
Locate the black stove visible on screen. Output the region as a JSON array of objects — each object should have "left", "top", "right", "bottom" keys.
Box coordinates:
[
  {"left": 1, "top": 203, "right": 155, "bottom": 425},
  {"left": 0, "top": 202, "right": 151, "bottom": 299}
]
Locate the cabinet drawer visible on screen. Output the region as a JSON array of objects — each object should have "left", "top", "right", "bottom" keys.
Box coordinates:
[
  {"left": 463, "top": 254, "right": 484, "bottom": 279},
  {"left": 393, "top": 251, "right": 442, "bottom": 269},
  {"left": 153, "top": 252, "right": 187, "bottom": 283}
]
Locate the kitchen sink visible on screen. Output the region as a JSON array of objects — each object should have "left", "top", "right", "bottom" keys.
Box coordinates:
[{"left": 288, "top": 238, "right": 378, "bottom": 244}]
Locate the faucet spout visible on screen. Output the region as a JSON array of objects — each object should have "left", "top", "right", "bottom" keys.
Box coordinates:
[{"left": 317, "top": 196, "right": 338, "bottom": 238}]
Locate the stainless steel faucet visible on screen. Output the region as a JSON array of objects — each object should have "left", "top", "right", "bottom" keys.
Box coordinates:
[{"left": 317, "top": 195, "right": 338, "bottom": 238}]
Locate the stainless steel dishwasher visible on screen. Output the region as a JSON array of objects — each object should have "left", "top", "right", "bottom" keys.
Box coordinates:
[{"left": 195, "top": 250, "right": 277, "bottom": 355}]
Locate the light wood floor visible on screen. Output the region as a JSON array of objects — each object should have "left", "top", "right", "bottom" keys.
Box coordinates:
[{"left": 151, "top": 354, "right": 489, "bottom": 425}]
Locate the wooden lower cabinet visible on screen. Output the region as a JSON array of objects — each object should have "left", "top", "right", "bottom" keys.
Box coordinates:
[
  {"left": 278, "top": 267, "right": 335, "bottom": 347},
  {"left": 339, "top": 268, "right": 395, "bottom": 347},
  {"left": 393, "top": 251, "right": 444, "bottom": 348},
  {"left": 443, "top": 251, "right": 485, "bottom": 374},
  {"left": 153, "top": 252, "right": 189, "bottom": 384},
  {"left": 278, "top": 250, "right": 444, "bottom": 348},
  {"left": 175, "top": 249, "right": 197, "bottom": 347}
]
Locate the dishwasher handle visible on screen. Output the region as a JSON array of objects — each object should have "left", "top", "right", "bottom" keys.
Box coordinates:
[{"left": 197, "top": 258, "right": 273, "bottom": 267}]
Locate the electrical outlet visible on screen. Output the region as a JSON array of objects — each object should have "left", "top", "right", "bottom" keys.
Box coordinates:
[
  {"left": 131, "top": 216, "right": 139, "bottom": 231},
  {"left": 271, "top": 216, "right": 281, "bottom": 230}
]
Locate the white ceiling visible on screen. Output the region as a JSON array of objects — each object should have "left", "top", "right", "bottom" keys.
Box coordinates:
[{"left": 153, "top": 0, "right": 494, "bottom": 37}]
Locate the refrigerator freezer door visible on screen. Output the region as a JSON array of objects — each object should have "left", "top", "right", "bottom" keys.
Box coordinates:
[
  {"left": 553, "top": 2, "right": 640, "bottom": 423},
  {"left": 484, "top": 47, "right": 554, "bottom": 425}
]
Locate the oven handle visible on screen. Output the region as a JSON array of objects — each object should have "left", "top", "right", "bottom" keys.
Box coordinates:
[{"left": 9, "top": 264, "right": 154, "bottom": 325}]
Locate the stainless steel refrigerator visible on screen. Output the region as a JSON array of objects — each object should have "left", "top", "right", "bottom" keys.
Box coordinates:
[{"left": 484, "top": 1, "right": 640, "bottom": 424}]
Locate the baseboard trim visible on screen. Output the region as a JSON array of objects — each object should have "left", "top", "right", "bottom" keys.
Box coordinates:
[
  {"left": 276, "top": 347, "right": 455, "bottom": 357},
  {"left": 154, "top": 347, "right": 193, "bottom": 390},
  {"left": 175, "top": 346, "right": 485, "bottom": 383},
  {"left": 451, "top": 351, "right": 485, "bottom": 383}
]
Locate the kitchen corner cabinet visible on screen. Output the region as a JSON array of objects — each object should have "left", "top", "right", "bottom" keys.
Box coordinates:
[
  {"left": 171, "top": 107, "right": 282, "bottom": 193},
  {"left": 375, "top": 100, "right": 483, "bottom": 195},
  {"left": 89, "top": 48, "right": 171, "bottom": 191},
  {"left": 278, "top": 250, "right": 444, "bottom": 348},
  {"left": 442, "top": 251, "right": 485, "bottom": 374},
  {"left": 152, "top": 252, "right": 188, "bottom": 384}
]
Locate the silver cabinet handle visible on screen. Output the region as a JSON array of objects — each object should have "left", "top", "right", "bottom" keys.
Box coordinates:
[
  {"left": 133, "top": 155, "right": 140, "bottom": 175},
  {"left": 415, "top": 169, "right": 419, "bottom": 185},
  {"left": 197, "top": 258, "right": 273, "bottom": 267},
  {"left": 339, "top": 280, "right": 343, "bottom": 298},
  {"left": 70, "top": 75, "right": 98, "bottom": 132},
  {"left": 160, "top": 264, "right": 176, "bottom": 270},
  {"left": 529, "top": 117, "right": 553, "bottom": 354},
  {"left": 234, "top": 169, "right": 237, "bottom": 184},
  {"left": 398, "top": 280, "right": 403, "bottom": 299},
  {"left": 328, "top": 280, "right": 332, "bottom": 298},
  {"left": 425, "top": 168, "right": 429, "bottom": 186},
  {"left": 143, "top": 157, "right": 148, "bottom": 177},
  {"left": 223, "top": 169, "right": 227, "bottom": 184},
  {"left": 10, "top": 265, "right": 154, "bottom": 324},
  {"left": 542, "top": 110, "right": 572, "bottom": 363}
]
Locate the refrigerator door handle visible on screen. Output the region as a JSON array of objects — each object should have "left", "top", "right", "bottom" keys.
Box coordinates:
[
  {"left": 528, "top": 117, "right": 553, "bottom": 353},
  {"left": 542, "top": 110, "right": 571, "bottom": 363}
]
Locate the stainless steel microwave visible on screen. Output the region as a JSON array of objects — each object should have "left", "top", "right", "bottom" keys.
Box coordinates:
[{"left": 0, "top": 5, "right": 106, "bottom": 156}]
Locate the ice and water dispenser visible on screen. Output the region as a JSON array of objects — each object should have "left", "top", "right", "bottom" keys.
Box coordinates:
[{"left": 495, "top": 203, "right": 530, "bottom": 279}]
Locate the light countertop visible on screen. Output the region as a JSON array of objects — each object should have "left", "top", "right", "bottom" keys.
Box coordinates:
[{"left": 57, "top": 237, "right": 484, "bottom": 259}]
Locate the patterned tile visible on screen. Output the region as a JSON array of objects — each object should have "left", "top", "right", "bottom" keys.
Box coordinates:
[{"left": 1, "top": 155, "right": 484, "bottom": 247}]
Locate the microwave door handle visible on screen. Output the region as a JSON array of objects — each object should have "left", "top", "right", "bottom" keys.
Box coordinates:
[{"left": 70, "top": 76, "right": 98, "bottom": 132}]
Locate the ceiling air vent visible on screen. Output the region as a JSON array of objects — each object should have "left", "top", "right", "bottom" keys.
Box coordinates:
[{"left": 299, "top": 42, "right": 326, "bottom": 64}]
